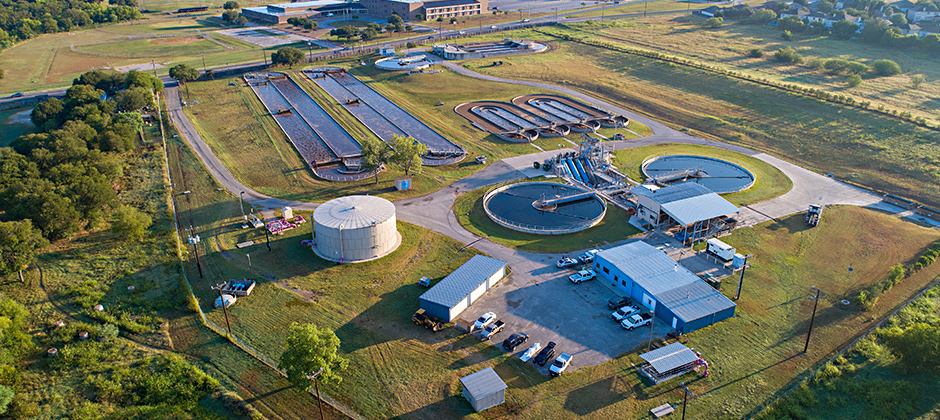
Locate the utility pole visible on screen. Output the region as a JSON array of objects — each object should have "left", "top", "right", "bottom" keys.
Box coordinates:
[
  {"left": 263, "top": 49, "right": 268, "bottom": 67},
  {"left": 680, "top": 382, "right": 692, "bottom": 420},
  {"left": 211, "top": 282, "right": 234, "bottom": 336},
  {"left": 644, "top": 0, "right": 648, "bottom": 17},
  {"left": 187, "top": 226, "right": 204, "bottom": 278},
  {"left": 803, "top": 287, "right": 822, "bottom": 353},
  {"left": 151, "top": 58, "right": 157, "bottom": 77},
  {"left": 306, "top": 368, "right": 326, "bottom": 420},
  {"left": 647, "top": 312, "right": 655, "bottom": 352},
  {"left": 265, "top": 228, "right": 271, "bottom": 251},
  {"left": 246, "top": 253, "right": 252, "bottom": 267},
  {"left": 307, "top": 41, "right": 313, "bottom": 63},
  {"left": 239, "top": 191, "right": 247, "bottom": 221},
  {"left": 202, "top": 53, "right": 207, "bottom": 74},
  {"left": 733, "top": 254, "right": 752, "bottom": 301}
]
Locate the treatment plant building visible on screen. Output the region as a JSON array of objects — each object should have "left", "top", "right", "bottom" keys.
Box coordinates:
[
  {"left": 419, "top": 255, "right": 507, "bottom": 322},
  {"left": 311, "top": 195, "right": 401, "bottom": 263},
  {"left": 594, "top": 241, "right": 735, "bottom": 333}
]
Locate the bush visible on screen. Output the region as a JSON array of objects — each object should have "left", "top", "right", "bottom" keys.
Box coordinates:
[
  {"left": 774, "top": 46, "right": 803, "bottom": 63},
  {"left": 910, "top": 74, "right": 925, "bottom": 89},
  {"left": 847, "top": 74, "right": 862, "bottom": 87},
  {"left": 869, "top": 59, "right": 902, "bottom": 76},
  {"left": 747, "top": 47, "right": 763, "bottom": 58},
  {"left": 703, "top": 17, "right": 724, "bottom": 28},
  {"left": 781, "top": 30, "right": 793, "bottom": 40},
  {"left": 406, "top": 42, "right": 417, "bottom": 48}
]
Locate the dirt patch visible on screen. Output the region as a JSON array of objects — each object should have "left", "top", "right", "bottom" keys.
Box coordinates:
[
  {"left": 274, "top": 281, "right": 325, "bottom": 302},
  {"left": 151, "top": 36, "right": 202, "bottom": 45}
]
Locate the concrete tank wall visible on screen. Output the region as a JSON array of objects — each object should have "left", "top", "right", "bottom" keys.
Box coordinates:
[{"left": 311, "top": 195, "right": 401, "bottom": 263}]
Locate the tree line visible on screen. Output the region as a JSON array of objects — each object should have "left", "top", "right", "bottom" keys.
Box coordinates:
[{"left": 0, "top": 0, "right": 141, "bottom": 51}]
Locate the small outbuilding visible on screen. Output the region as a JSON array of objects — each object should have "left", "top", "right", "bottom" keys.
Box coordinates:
[
  {"left": 460, "top": 367, "right": 507, "bottom": 412},
  {"left": 419, "top": 255, "right": 507, "bottom": 322},
  {"left": 632, "top": 183, "right": 739, "bottom": 244},
  {"left": 638, "top": 342, "right": 703, "bottom": 384}
]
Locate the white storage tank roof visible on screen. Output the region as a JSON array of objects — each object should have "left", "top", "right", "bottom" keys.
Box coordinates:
[{"left": 312, "top": 195, "right": 401, "bottom": 263}]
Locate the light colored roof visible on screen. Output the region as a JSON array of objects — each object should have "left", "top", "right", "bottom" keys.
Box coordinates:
[
  {"left": 419, "top": 255, "right": 506, "bottom": 308},
  {"left": 638, "top": 183, "right": 738, "bottom": 226},
  {"left": 313, "top": 195, "right": 395, "bottom": 229},
  {"left": 460, "top": 367, "right": 507, "bottom": 398},
  {"left": 655, "top": 280, "right": 736, "bottom": 323},
  {"left": 640, "top": 342, "right": 699, "bottom": 373},
  {"left": 270, "top": 0, "right": 346, "bottom": 8},
  {"left": 597, "top": 241, "right": 735, "bottom": 322}
]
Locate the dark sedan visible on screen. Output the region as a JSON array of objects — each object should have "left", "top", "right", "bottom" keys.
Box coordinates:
[
  {"left": 502, "top": 332, "right": 528, "bottom": 351},
  {"left": 533, "top": 341, "right": 556, "bottom": 366}
]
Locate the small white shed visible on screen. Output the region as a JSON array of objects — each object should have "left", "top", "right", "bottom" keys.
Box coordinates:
[{"left": 460, "top": 367, "right": 507, "bottom": 412}]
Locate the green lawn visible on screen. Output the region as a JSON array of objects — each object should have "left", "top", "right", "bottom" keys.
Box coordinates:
[
  {"left": 73, "top": 37, "right": 228, "bottom": 58},
  {"left": 453, "top": 178, "right": 643, "bottom": 253},
  {"left": 612, "top": 143, "right": 793, "bottom": 205}
]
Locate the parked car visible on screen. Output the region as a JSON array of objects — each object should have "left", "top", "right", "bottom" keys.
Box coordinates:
[
  {"left": 480, "top": 320, "right": 504, "bottom": 341},
  {"left": 473, "top": 312, "right": 497, "bottom": 331},
  {"left": 556, "top": 257, "right": 578, "bottom": 269},
  {"left": 418, "top": 276, "right": 431, "bottom": 287},
  {"left": 549, "top": 353, "right": 573, "bottom": 376},
  {"left": 611, "top": 305, "right": 640, "bottom": 321},
  {"left": 568, "top": 269, "right": 596, "bottom": 284},
  {"left": 522, "top": 18, "right": 530, "bottom": 22},
  {"left": 578, "top": 249, "right": 599, "bottom": 264},
  {"left": 502, "top": 332, "right": 528, "bottom": 351},
  {"left": 490, "top": 25, "right": 497, "bottom": 29},
  {"left": 533, "top": 341, "right": 556, "bottom": 366},
  {"left": 607, "top": 296, "right": 631, "bottom": 310},
  {"left": 11, "top": 93, "right": 24, "bottom": 98},
  {"left": 621, "top": 313, "right": 654, "bottom": 330}
]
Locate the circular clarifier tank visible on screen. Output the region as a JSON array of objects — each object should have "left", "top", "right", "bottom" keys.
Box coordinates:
[
  {"left": 642, "top": 155, "right": 755, "bottom": 194},
  {"left": 483, "top": 182, "right": 607, "bottom": 235}
]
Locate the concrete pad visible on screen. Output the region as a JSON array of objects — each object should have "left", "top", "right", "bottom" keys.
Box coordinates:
[{"left": 115, "top": 63, "right": 165, "bottom": 72}]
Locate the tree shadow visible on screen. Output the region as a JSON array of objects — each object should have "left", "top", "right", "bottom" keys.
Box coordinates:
[{"left": 563, "top": 376, "right": 624, "bottom": 415}]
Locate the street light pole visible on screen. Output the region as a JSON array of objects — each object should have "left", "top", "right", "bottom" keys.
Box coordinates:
[
  {"left": 306, "top": 368, "right": 326, "bottom": 420},
  {"left": 211, "top": 282, "right": 234, "bottom": 336},
  {"left": 680, "top": 382, "right": 692, "bottom": 420},
  {"left": 803, "top": 287, "right": 822, "bottom": 353}
]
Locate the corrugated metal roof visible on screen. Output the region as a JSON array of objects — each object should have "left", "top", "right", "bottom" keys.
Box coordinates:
[
  {"left": 661, "top": 194, "right": 739, "bottom": 226},
  {"left": 656, "top": 281, "right": 735, "bottom": 322},
  {"left": 640, "top": 342, "right": 699, "bottom": 373},
  {"left": 460, "top": 367, "right": 507, "bottom": 398},
  {"left": 419, "top": 255, "right": 507, "bottom": 308},
  {"left": 313, "top": 195, "right": 395, "bottom": 229},
  {"left": 597, "top": 242, "right": 698, "bottom": 296},
  {"left": 650, "top": 183, "right": 713, "bottom": 204},
  {"left": 597, "top": 241, "right": 735, "bottom": 322}
]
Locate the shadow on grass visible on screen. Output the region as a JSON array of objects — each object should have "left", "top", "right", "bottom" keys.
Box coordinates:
[{"left": 563, "top": 376, "right": 624, "bottom": 415}]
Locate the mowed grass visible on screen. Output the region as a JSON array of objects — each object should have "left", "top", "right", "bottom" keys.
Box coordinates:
[
  {"left": 612, "top": 143, "right": 793, "bottom": 205},
  {"left": 573, "top": 16, "right": 940, "bottom": 126},
  {"left": 467, "top": 32, "right": 940, "bottom": 209},
  {"left": 453, "top": 178, "right": 643, "bottom": 252},
  {"left": 171, "top": 103, "right": 940, "bottom": 419},
  {"left": 73, "top": 37, "right": 227, "bottom": 58}
]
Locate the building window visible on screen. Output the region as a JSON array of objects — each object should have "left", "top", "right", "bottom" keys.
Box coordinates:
[
  {"left": 603, "top": 267, "right": 610, "bottom": 274},
  {"left": 622, "top": 280, "right": 626, "bottom": 286}
]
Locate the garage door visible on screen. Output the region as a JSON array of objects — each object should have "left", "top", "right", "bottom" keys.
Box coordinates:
[{"left": 449, "top": 295, "right": 470, "bottom": 322}]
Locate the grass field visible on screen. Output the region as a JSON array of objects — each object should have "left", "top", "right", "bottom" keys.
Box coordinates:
[
  {"left": 759, "top": 286, "right": 940, "bottom": 420},
  {"left": 170, "top": 109, "right": 940, "bottom": 419},
  {"left": 567, "top": 16, "right": 940, "bottom": 127},
  {"left": 466, "top": 30, "right": 940, "bottom": 209},
  {"left": 452, "top": 178, "right": 644, "bottom": 252},
  {"left": 612, "top": 143, "right": 793, "bottom": 205},
  {"left": 0, "top": 106, "right": 35, "bottom": 146}
]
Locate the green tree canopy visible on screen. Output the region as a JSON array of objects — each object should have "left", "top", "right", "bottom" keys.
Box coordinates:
[
  {"left": 0, "top": 220, "right": 49, "bottom": 278},
  {"left": 114, "top": 86, "right": 153, "bottom": 111},
  {"left": 110, "top": 206, "right": 152, "bottom": 241},
  {"left": 223, "top": 0, "right": 240, "bottom": 9},
  {"left": 830, "top": 19, "right": 859, "bottom": 39},
  {"left": 883, "top": 322, "right": 940, "bottom": 373},
  {"left": 271, "top": 46, "right": 305, "bottom": 68},
  {"left": 124, "top": 69, "right": 163, "bottom": 93},
  {"left": 388, "top": 135, "right": 427, "bottom": 176},
  {"left": 279, "top": 323, "right": 349, "bottom": 389},
  {"left": 222, "top": 10, "right": 239, "bottom": 22},
  {"left": 169, "top": 64, "right": 200, "bottom": 85},
  {"left": 358, "top": 136, "right": 389, "bottom": 184}
]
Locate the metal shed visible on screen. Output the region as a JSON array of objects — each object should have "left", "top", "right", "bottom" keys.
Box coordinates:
[
  {"left": 418, "top": 255, "right": 507, "bottom": 322},
  {"left": 638, "top": 342, "right": 702, "bottom": 384},
  {"left": 460, "top": 367, "right": 507, "bottom": 412}
]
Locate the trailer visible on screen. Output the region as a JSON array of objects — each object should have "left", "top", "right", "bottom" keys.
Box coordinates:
[
  {"left": 706, "top": 238, "right": 736, "bottom": 262},
  {"left": 806, "top": 204, "right": 823, "bottom": 227}
]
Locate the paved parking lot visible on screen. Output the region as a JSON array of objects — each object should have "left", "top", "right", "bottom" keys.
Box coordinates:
[{"left": 457, "top": 232, "right": 737, "bottom": 375}]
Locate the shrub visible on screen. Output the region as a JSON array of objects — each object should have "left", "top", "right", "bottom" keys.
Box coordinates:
[
  {"left": 847, "top": 74, "right": 862, "bottom": 87},
  {"left": 774, "top": 46, "right": 803, "bottom": 63},
  {"left": 406, "top": 42, "right": 417, "bottom": 48},
  {"left": 703, "top": 17, "right": 724, "bottom": 28},
  {"left": 869, "top": 59, "right": 902, "bottom": 76},
  {"left": 747, "top": 47, "right": 763, "bottom": 58},
  {"left": 781, "top": 29, "right": 793, "bottom": 40}
]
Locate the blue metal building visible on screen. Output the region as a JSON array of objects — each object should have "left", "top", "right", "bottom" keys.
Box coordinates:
[
  {"left": 419, "top": 255, "right": 507, "bottom": 322},
  {"left": 594, "top": 241, "right": 735, "bottom": 333}
]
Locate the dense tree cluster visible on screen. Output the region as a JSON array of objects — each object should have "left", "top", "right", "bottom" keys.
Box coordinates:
[
  {"left": 287, "top": 16, "right": 318, "bottom": 30},
  {"left": 270, "top": 46, "right": 304, "bottom": 68},
  {"left": 0, "top": 70, "right": 160, "bottom": 241},
  {"left": 0, "top": 0, "right": 141, "bottom": 50}
]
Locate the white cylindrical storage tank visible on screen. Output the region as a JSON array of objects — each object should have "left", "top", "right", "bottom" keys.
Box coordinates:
[{"left": 312, "top": 195, "right": 401, "bottom": 263}]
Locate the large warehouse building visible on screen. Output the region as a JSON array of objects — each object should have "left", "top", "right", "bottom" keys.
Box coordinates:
[
  {"left": 311, "top": 195, "right": 401, "bottom": 263},
  {"left": 242, "top": 0, "right": 365, "bottom": 23},
  {"left": 357, "top": 0, "right": 486, "bottom": 21},
  {"left": 419, "top": 255, "right": 507, "bottom": 322},
  {"left": 594, "top": 241, "right": 735, "bottom": 333}
]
